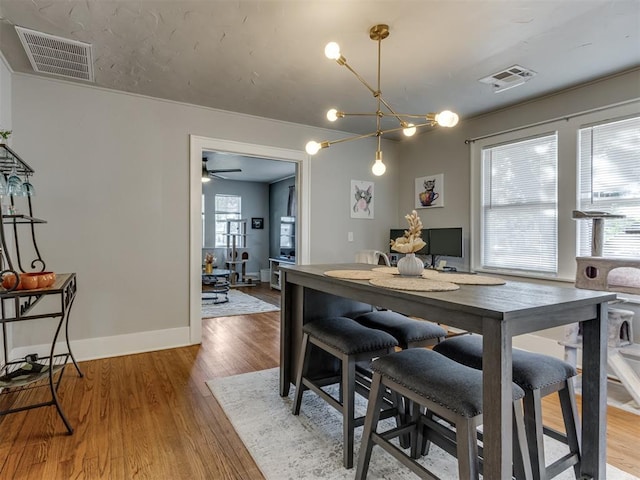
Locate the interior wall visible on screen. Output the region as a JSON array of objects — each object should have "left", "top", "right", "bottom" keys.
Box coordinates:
[
  {"left": 0, "top": 55, "right": 11, "bottom": 363},
  {"left": 10, "top": 73, "right": 399, "bottom": 350},
  {"left": 398, "top": 68, "right": 640, "bottom": 270},
  {"left": 398, "top": 68, "right": 640, "bottom": 342},
  {"left": 202, "top": 178, "right": 270, "bottom": 275},
  {"left": 0, "top": 54, "right": 10, "bottom": 130}
]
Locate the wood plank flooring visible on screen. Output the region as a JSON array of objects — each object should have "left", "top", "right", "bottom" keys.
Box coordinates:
[{"left": 0, "top": 283, "right": 638, "bottom": 479}]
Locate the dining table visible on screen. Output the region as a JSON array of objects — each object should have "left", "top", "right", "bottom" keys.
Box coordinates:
[{"left": 278, "top": 263, "right": 616, "bottom": 479}]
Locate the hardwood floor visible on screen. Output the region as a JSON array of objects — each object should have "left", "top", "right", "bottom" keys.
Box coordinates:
[{"left": 0, "top": 282, "right": 638, "bottom": 479}]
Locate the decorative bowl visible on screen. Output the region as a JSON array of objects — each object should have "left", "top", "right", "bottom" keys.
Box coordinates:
[{"left": 1, "top": 271, "right": 56, "bottom": 290}]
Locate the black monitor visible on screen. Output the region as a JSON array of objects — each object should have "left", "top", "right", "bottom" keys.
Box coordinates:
[
  {"left": 427, "top": 227, "right": 463, "bottom": 265},
  {"left": 389, "top": 228, "right": 429, "bottom": 255}
]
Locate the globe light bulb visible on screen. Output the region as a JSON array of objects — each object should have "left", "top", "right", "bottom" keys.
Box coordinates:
[
  {"left": 305, "top": 140, "right": 321, "bottom": 155},
  {"left": 201, "top": 176, "right": 211, "bottom": 183},
  {"left": 435, "top": 110, "right": 459, "bottom": 128},
  {"left": 324, "top": 42, "right": 341, "bottom": 60},
  {"left": 371, "top": 153, "right": 386, "bottom": 176},
  {"left": 402, "top": 123, "right": 416, "bottom": 137},
  {"left": 326, "top": 109, "right": 338, "bottom": 122}
]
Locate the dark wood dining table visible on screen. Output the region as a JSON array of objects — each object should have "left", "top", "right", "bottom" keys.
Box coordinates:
[{"left": 278, "top": 263, "right": 616, "bottom": 479}]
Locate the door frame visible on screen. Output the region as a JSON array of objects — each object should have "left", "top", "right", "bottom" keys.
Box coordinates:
[{"left": 189, "top": 135, "right": 309, "bottom": 344}]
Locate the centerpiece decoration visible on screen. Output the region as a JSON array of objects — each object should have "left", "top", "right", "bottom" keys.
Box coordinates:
[
  {"left": 204, "top": 253, "right": 216, "bottom": 274},
  {"left": 390, "top": 210, "right": 426, "bottom": 276}
]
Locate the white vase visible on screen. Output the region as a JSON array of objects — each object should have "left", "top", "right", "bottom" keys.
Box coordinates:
[{"left": 397, "top": 253, "right": 424, "bottom": 277}]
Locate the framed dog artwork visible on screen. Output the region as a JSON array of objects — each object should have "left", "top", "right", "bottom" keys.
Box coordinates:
[
  {"left": 351, "top": 180, "right": 374, "bottom": 219},
  {"left": 415, "top": 173, "right": 444, "bottom": 208}
]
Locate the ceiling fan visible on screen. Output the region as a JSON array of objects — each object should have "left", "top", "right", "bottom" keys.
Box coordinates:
[{"left": 202, "top": 160, "right": 242, "bottom": 181}]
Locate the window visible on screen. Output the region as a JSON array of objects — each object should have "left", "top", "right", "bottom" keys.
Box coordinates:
[
  {"left": 471, "top": 103, "right": 639, "bottom": 281},
  {"left": 481, "top": 134, "right": 558, "bottom": 274},
  {"left": 577, "top": 116, "right": 640, "bottom": 258},
  {"left": 214, "top": 194, "right": 244, "bottom": 248},
  {"left": 202, "top": 194, "right": 205, "bottom": 245}
]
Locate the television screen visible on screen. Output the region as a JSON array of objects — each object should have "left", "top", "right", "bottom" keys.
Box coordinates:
[
  {"left": 427, "top": 227, "right": 463, "bottom": 258},
  {"left": 389, "top": 228, "right": 429, "bottom": 255}
]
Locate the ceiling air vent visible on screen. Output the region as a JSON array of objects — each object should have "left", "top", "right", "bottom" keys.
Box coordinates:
[
  {"left": 479, "top": 65, "right": 536, "bottom": 93},
  {"left": 15, "top": 26, "right": 94, "bottom": 82}
]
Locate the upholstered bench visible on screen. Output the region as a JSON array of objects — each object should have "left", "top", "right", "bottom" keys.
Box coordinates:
[
  {"left": 291, "top": 317, "right": 398, "bottom": 469},
  {"left": 434, "top": 334, "right": 580, "bottom": 480},
  {"left": 355, "top": 348, "right": 531, "bottom": 480},
  {"left": 353, "top": 310, "right": 447, "bottom": 349}
]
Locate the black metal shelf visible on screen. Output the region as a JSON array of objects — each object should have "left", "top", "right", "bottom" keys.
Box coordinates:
[
  {"left": 0, "top": 143, "right": 35, "bottom": 176},
  {"left": 0, "top": 144, "right": 80, "bottom": 435},
  {"left": 2, "top": 214, "right": 47, "bottom": 224},
  {"left": 0, "top": 354, "right": 68, "bottom": 389}
]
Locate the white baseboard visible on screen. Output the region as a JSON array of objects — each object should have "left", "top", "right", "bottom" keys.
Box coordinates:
[
  {"left": 10, "top": 326, "right": 192, "bottom": 363},
  {"left": 513, "top": 333, "right": 567, "bottom": 361}
]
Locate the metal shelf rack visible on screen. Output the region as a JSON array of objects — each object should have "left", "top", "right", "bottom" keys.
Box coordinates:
[{"left": 0, "top": 142, "right": 82, "bottom": 435}]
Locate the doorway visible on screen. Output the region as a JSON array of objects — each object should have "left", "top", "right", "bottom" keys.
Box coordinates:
[{"left": 189, "top": 135, "right": 309, "bottom": 344}]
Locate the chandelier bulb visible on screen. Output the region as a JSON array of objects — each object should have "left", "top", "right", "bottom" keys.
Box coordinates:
[
  {"left": 435, "top": 110, "right": 459, "bottom": 128},
  {"left": 402, "top": 123, "right": 416, "bottom": 137},
  {"left": 371, "top": 152, "right": 386, "bottom": 176},
  {"left": 305, "top": 140, "right": 322, "bottom": 155},
  {"left": 326, "top": 108, "right": 339, "bottom": 122},
  {"left": 202, "top": 176, "right": 211, "bottom": 183},
  {"left": 324, "top": 42, "right": 341, "bottom": 60}
]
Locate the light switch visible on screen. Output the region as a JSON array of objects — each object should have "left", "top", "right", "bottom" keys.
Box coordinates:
[{"left": 348, "top": 232, "right": 354, "bottom": 242}]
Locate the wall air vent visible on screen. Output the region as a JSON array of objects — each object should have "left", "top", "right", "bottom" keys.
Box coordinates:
[
  {"left": 15, "top": 26, "right": 94, "bottom": 82},
  {"left": 479, "top": 65, "right": 536, "bottom": 93}
]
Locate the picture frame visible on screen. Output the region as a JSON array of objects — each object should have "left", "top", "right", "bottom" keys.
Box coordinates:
[
  {"left": 415, "top": 173, "right": 444, "bottom": 209},
  {"left": 350, "top": 180, "right": 374, "bottom": 219},
  {"left": 251, "top": 217, "right": 264, "bottom": 229}
]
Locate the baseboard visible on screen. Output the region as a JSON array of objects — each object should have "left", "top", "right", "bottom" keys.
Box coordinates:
[
  {"left": 10, "top": 326, "right": 192, "bottom": 363},
  {"left": 448, "top": 329, "right": 570, "bottom": 364},
  {"left": 513, "top": 333, "right": 568, "bottom": 361}
]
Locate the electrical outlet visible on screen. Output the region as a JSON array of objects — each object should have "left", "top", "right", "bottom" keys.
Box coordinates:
[{"left": 348, "top": 232, "right": 354, "bottom": 242}]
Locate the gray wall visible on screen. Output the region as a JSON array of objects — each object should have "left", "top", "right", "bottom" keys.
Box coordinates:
[
  {"left": 9, "top": 73, "right": 399, "bottom": 350},
  {"left": 269, "top": 177, "right": 295, "bottom": 259},
  {"left": 398, "top": 68, "right": 640, "bottom": 341},
  {"left": 0, "top": 56, "right": 10, "bottom": 363},
  {"left": 203, "top": 178, "right": 270, "bottom": 275}
]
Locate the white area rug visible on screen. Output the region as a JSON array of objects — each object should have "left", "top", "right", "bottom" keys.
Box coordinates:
[
  {"left": 201, "top": 289, "right": 279, "bottom": 318},
  {"left": 207, "top": 368, "right": 638, "bottom": 480}
]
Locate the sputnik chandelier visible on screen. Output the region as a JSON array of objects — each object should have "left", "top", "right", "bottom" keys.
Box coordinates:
[{"left": 305, "top": 24, "right": 459, "bottom": 176}]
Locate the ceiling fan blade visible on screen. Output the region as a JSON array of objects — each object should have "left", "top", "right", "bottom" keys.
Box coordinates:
[{"left": 210, "top": 168, "right": 242, "bottom": 173}]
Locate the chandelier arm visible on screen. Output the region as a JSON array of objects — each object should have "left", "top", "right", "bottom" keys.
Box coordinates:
[
  {"left": 339, "top": 112, "right": 380, "bottom": 117},
  {"left": 324, "top": 130, "right": 381, "bottom": 148},
  {"left": 377, "top": 121, "right": 433, "bottom": 137},
  {"left": 382, "top": 113, "right": 435, "bottom": 119},
  {"left": 377, "top": 95, "right": 407, "bottom": 125},
  {"left": 341, "top": 61, "right": 378, "bottom": 96}
]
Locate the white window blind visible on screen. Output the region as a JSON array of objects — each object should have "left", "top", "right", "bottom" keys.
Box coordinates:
[
  {"left": 578, "top": 115, "right": 640, "bottom": 257},
  {"left": 214, "top": 194, "right": 243, "bottom": 248},
  {"left": 481, "top": 133, "right": 558, "bottom": 274}
]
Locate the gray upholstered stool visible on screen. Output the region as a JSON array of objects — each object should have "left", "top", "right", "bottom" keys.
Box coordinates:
[
  {"left": 355, "top": 349, "right": 531, "bottom": 480},
  {"left": 433, "top": 334, "right": 580, "bottom": 480},
  {"left": 353, "top": 310, "right": 448, "bottom": 448},
  {"left": 291, "top": 317, "right": 398, "bottom": 469},
  {"left": 353, "top": 310, "right": 447, "bottom": 349}
]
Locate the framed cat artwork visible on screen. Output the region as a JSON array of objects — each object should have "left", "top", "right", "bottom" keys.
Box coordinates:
[
  {"left": 351, "top": 180, "right": 374, "bottom": 219},
  {"left": 415, "top": 173, "right": 444, "bottom": 209}
]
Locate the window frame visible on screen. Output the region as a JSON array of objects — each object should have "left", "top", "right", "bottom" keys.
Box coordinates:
[
  {"left": 214, "top": 194, "right": 243, "bottom": 248},
  {"left": 470, "top": 102, "right": 640, "bottom": 282}
]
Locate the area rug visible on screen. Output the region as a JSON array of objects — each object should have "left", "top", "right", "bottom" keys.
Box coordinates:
[
  {"left": 201, "top": 290, "right": 279, "bottom": 318},
  {"left": 207, "top": 368, "right": 638, "bottom": 480}
]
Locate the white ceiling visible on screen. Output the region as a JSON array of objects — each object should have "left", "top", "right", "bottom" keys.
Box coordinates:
[
  {"left": 0, "top": 0, "right": 639, "bottom": 181},
  {"left": 203, "top": 151, "right": 295, "bottom": 183}
]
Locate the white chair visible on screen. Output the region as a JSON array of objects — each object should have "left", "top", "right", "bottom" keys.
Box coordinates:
[{"left": 355, "top": 249, "right": 390, "bottom": 266}]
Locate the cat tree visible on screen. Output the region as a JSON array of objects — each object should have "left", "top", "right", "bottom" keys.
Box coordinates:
[{"left": 563, "top": 210, "right": 640, "bottom": 409}]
